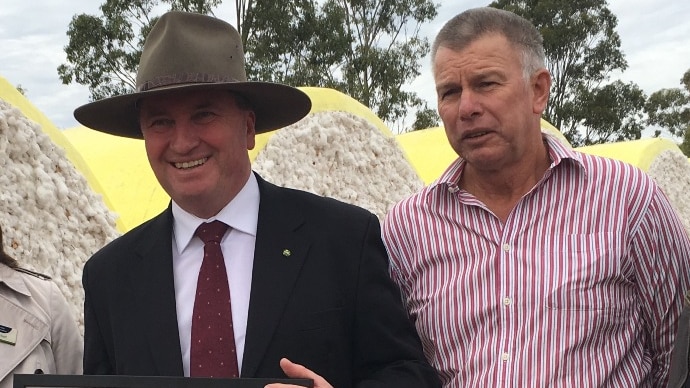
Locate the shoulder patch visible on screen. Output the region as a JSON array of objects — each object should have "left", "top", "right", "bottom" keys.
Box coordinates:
[{"left": 14, "top": 267, "right": 51, "bottom": 281}]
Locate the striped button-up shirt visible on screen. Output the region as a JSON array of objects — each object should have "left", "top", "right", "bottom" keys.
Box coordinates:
[{"left": 382, "top": 134, "right": 690, "bottom": 387}]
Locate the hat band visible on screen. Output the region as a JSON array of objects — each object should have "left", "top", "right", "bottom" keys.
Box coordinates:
[{"left": 137, "top": 73, "right": 239, "bottom": 92}]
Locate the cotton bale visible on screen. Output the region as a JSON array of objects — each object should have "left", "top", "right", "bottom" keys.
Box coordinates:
[
  {"left": 0, "top": 94, "right": 119, "bottom": 332},
  {"left": 578, "top": 138, "right": 690, "bottom": 235}
]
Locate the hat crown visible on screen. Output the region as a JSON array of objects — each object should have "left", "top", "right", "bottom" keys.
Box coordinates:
[
  {"left": 136, "top": 11, "right": 247, "bottom": 92},
  {"left": 73, "top": 11, "right": 311, "bottom": 139}
]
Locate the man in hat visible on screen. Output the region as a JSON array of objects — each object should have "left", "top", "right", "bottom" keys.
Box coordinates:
[{"left": 76, "top": 11, "right": 440, "bottom": 388}]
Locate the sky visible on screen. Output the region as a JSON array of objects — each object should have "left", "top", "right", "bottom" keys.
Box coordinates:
[{"left": 1, "top": 1, "right": 688, "bottom": 131}]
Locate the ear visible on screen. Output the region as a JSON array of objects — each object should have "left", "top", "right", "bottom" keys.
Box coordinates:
[
  {"left": 531, "top": 69, "right": 551, "bottom": 115},
  {"left": 245, "top": 110, "right": 256, "bottom": 150}
]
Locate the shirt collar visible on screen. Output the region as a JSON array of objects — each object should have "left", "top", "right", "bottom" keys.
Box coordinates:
[
  {"left": 172, "top": 172, "right": 260, "bottom": 252},
  {"left": 432, "top": 132, "right": 585, "bottom": 190},
  {"left": 0, "top": 263, "right": 32, "bottom": 297}
]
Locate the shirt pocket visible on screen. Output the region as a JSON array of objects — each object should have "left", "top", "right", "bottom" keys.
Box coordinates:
[{"left": 545, "top": 232, "right": 635, "bottom": 317}]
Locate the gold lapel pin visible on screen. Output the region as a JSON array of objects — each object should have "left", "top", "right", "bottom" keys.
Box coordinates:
[{"left": 282, "top": 249, "right": 291, "bottom": 257}]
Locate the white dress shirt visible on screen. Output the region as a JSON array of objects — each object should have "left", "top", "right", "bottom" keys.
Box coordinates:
[{"left": 172, "top": 173, "right": 259, "bottom": 377}]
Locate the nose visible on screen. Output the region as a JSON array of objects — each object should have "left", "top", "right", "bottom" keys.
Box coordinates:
[
  {"left": 169, "top": 122, "right": 200, "bottom": 154},
  {"left": 458, "top": 90, "right": 481, "bottom": 120}
]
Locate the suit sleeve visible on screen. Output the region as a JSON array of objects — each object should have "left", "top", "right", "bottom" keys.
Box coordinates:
[
  {"left": 82, "top": 260, "right": 114, "bottom": 374},
  {"left": 352, "top": 214, "right": 440, "bottom": 387}
]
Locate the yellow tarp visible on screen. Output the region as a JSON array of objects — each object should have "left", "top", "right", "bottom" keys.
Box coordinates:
[
  {"left": 578, "top": 138, "right": 681, "bottom": 172},
  {"left": 397, "top": 120, "right": 572, "bottom": 184},
  {"left": 61, "top": 87, "right": 398, "bottom": 231},
  {"left": 2, "top": 76, "right": 683, "bottom": 232}
]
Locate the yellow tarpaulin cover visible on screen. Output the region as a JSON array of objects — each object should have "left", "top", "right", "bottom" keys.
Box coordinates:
[
  {"left": 1, "top": 75, "right": 683, "bottom": 232},
  {"left": 397, "top": 120, "right": 571, "bottom": 184},
  {"left": 61, "top": 87, "right": 396, "bottom": 231}
]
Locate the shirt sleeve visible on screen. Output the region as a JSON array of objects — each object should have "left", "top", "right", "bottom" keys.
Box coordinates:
[
  {"left": 49, "top": 281, "right": 84, "bottom": 375},
  {"left": 630, "top": 187, "right": 690, "bottom": 386}
]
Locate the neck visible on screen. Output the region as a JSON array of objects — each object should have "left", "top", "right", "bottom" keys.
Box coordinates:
[{"left": 460, "top": 142, "right": 551, "bottom": 222}]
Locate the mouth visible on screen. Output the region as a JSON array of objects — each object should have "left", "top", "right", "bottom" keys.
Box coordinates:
[
  {"left": 464, "top": 131, "right": 490, "bottom": 140},
  {"left": 173, "top": 157, "right": 208, "bottom": 170}
]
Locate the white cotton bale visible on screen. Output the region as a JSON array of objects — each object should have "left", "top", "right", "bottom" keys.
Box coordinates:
[
  {"left": 253, "top": 111, "right": 424, "bottom": 220},
  {"left": 0, "top": 99, "right": 120, "bottom": 332},
  {"left": 647, "top": 149, "right": 690, "bottom": 236}
]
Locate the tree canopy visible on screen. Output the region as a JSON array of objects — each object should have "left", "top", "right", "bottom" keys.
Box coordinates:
[
  {"left": 490, "top": 0, "right": 647, "bottom": 146},
  {"left": 645, "top": 68, "right": 690, "bottom": 154},
  {"left": 59, "top": 0, "right": 686, "bottom": 142},
  {"left": 59, "top": 0, "right": 439, "bottom": 131}
]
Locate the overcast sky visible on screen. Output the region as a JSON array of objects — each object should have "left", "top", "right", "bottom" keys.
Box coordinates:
[{"left": 1, "top": 1, "right": 688, "bottom": 130}]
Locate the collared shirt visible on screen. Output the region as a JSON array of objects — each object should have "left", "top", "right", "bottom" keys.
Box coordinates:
[
  {"left": 382, "top": 134, "right": 690, "bottom": 387},
  {"left": 172, "top": 172, "right": 259, "bottom": 377},
  {"left": 0, "top": 263, "right": 83, "bottom": 387}
]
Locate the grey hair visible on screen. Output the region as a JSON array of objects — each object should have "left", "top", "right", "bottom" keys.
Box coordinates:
[{"left": 431, "top": 7, "right": 546, "bottom": 79}]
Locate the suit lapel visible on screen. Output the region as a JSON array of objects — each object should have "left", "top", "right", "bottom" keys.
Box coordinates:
[
  {"left": 241, "top": 176, "right": 310, "bottom": 377},
  {"left": 129, "top": 207, "right": 185, "bottom": 376}
]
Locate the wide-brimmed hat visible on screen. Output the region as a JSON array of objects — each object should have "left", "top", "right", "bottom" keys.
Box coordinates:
[{"left": 74, "top": 11, "right": 312, "bottom": 139}]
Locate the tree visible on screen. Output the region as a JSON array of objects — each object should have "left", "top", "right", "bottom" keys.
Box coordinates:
[
  {"left": 490, "top": 0, "right": 646, "bottom": 146},
  {"left": 572, "top": 80, "right": 646, "bottom": 144},
  {"left": 241, "top": 0, "right": 438, "bottom": 131},
  {"left": 58, "top": 0, "right": 220, "bottom": 101},
  {"left": 60, "top": 0, "right": 437, "bottom": 132},
  {"left": 336, "top": 0, "right": 438, "bottom": 130},
  {"left": 411, "top": 102, "right": 440, "bottom": 130},
  {"left": 645, "top": 68, "right": 690, "bottom": 154},
  {"left": 241, "top": 1, "right": 351, "bottom": 89}
]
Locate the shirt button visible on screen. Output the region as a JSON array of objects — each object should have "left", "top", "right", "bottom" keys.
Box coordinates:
[
  {"left": 503, "top": 297, "right": 511, "bottom": 306},
  {"left": 502, "top": 244, "right": 510, "bottom": 252},
  {"left": 501, "top": 352, "right": 510, "bottom": 361}
]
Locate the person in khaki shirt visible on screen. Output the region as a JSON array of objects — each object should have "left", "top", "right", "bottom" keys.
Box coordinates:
[{"left": 0, "top": 224, "right": 82, "bottom": 388}]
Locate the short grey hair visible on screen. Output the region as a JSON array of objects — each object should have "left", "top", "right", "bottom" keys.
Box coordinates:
[{"left": 432, "top": 7, "right": 546, "bottom": 78}]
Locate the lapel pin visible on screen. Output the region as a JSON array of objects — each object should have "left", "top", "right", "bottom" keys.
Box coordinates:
[{"left": 282, "top": 249, "right": 291, "bottom": 257}]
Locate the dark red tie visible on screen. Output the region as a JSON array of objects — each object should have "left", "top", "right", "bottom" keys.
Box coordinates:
[{"left": 190, "top": 221, "right": 239, "bottom": 378}]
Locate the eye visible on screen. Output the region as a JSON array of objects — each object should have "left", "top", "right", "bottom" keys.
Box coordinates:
[
  {"left": 477, "top": 80, "right": 498, "bottom": 89},
  {"left": 192, "top": 111, "right": 217, "bottom": 124},
  {"left": 146, "top": 118, "right": 174, "bottom": 129},
  {"left": 440, "top": 88, "right": 460, "bottom": 100}
]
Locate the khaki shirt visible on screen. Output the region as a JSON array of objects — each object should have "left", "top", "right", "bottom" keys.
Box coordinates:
[{"left": 0, "top": 264, "right": 82, "bottom": 388}]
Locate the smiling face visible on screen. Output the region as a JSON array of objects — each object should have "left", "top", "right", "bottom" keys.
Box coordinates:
[
  {"left": 434, "top": 33, "right": 550, "bottom": 175},
  {"left": 139, "top": 89, "right": 256, "bottom": 218}
]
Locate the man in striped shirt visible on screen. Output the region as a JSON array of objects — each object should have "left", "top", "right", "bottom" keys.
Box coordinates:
[{"left": 382, "top": 7, "right": 690, "bottom": 387}]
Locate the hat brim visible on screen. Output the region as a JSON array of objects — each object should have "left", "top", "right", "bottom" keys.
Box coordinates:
[{"left": 74, "top": 82, "right": 312, "bottom": 139}]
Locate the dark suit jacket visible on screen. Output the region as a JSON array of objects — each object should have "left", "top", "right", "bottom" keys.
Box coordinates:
[
  {"left": 669, "top": 297, "right": 690, "bottom": 388},
  {"left": 82, "top": 174, "right": 440, "bottom": 387}
]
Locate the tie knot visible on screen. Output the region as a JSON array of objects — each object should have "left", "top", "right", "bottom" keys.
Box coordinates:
[{"left": 195, "top": 221, "right": 229, "bottom": 244}]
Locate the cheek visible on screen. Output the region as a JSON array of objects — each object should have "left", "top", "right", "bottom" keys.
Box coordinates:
[
  {"left": 143, "top": 136, "right": 166, "bottom": 161},
  {"left": 437, "top": 101, "right": 456, "bottom": 122}
]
